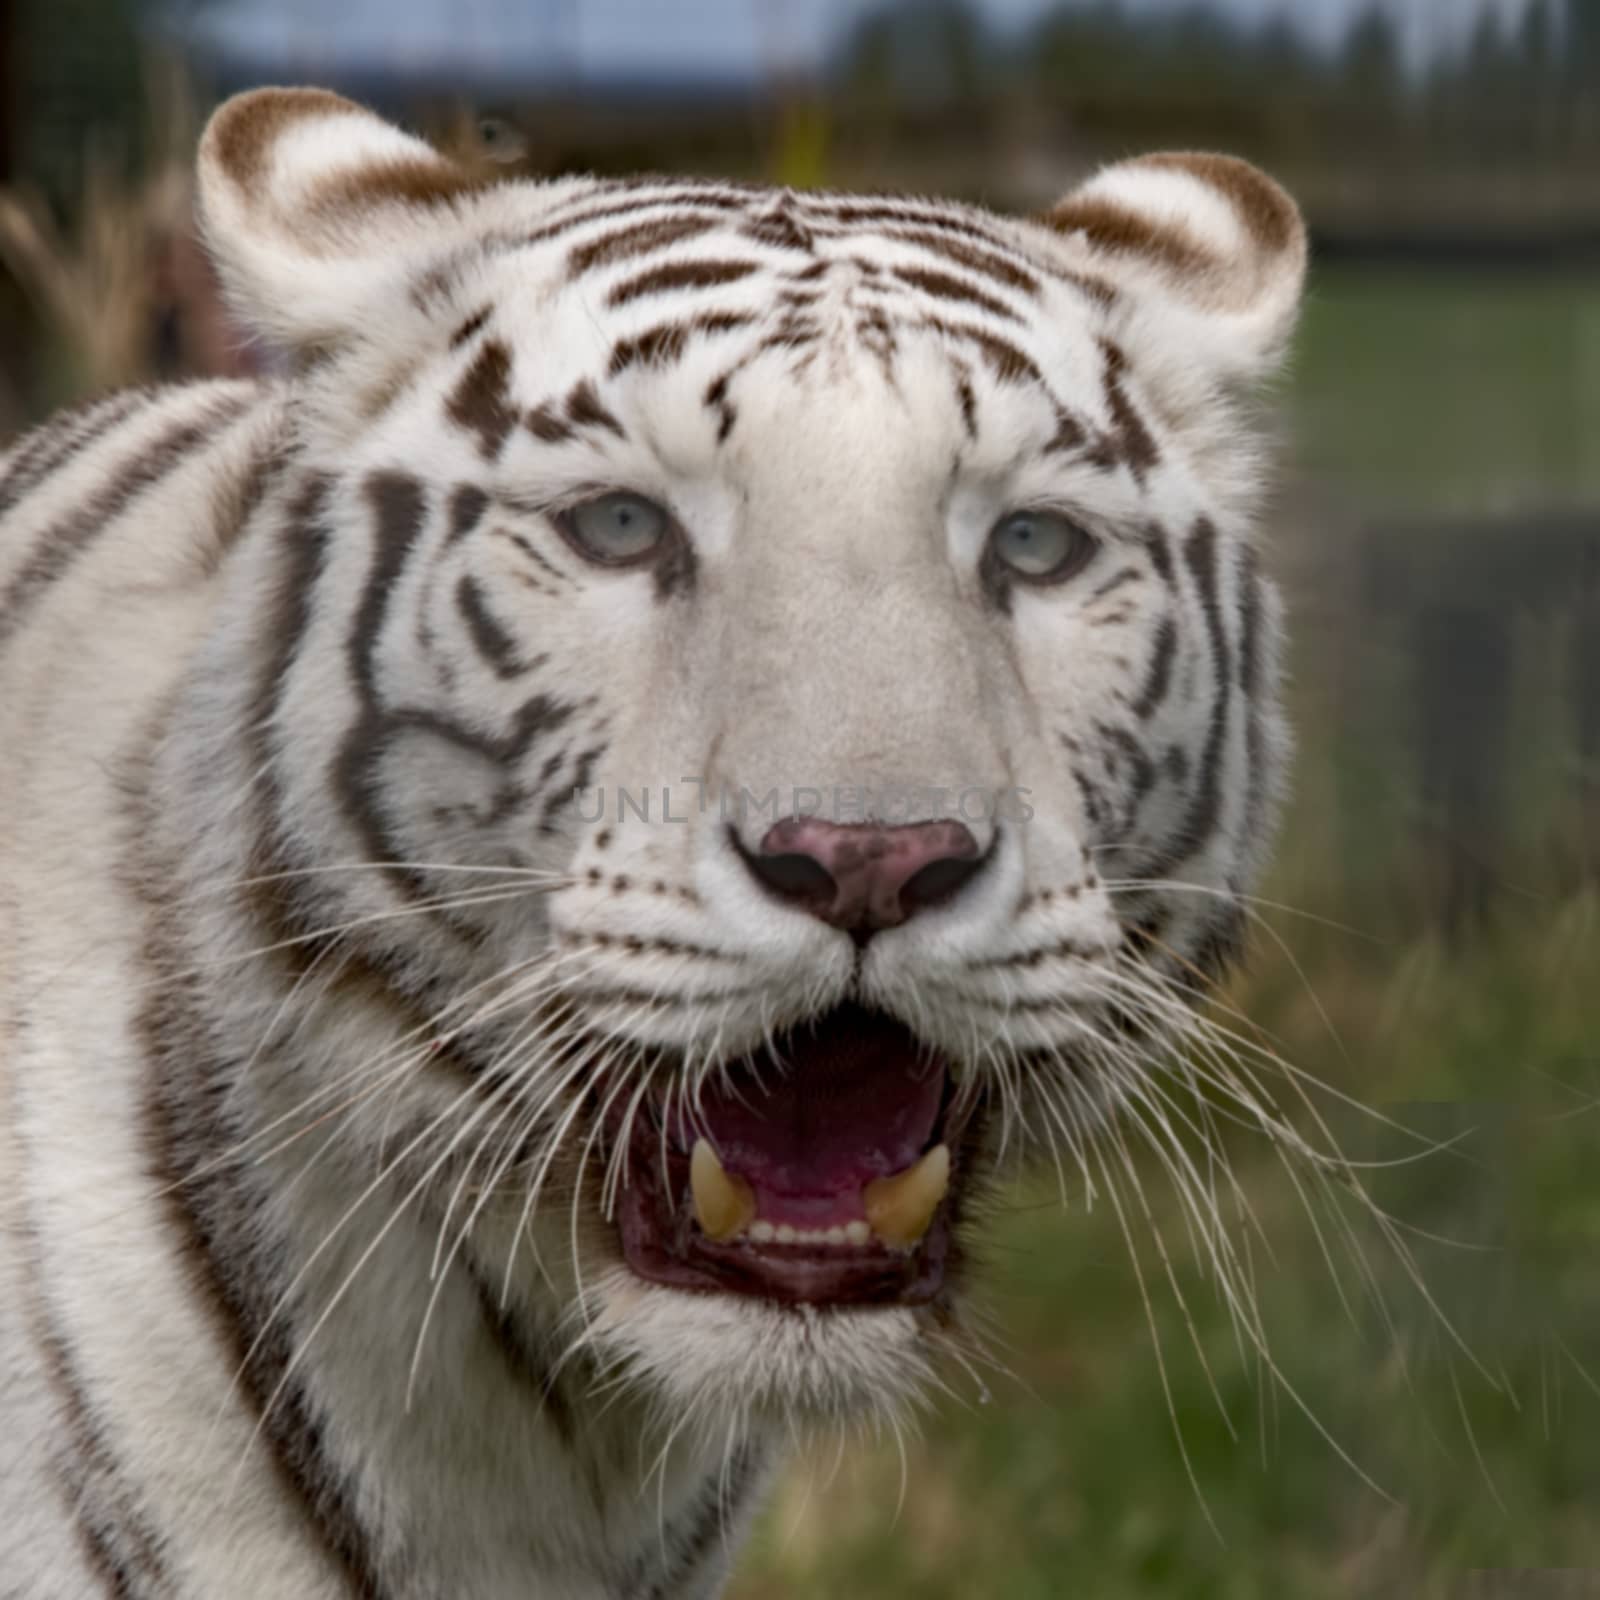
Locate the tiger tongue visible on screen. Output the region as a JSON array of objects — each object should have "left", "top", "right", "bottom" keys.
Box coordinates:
[{"left": 683, "top": 1005, "right": 947, "bottom": 1207}]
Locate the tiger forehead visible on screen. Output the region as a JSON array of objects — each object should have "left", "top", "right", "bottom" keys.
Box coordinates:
[
  {"left": 416, "top": 181, "right": 1164, "bottom": 479},
  {"left": 437, "top": 182, "right": 1117, "bottom": 338}
]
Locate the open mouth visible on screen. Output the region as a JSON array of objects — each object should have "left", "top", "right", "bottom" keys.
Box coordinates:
[{"left": 614, "top": 1004, "right": 974, "bottom": 1307}]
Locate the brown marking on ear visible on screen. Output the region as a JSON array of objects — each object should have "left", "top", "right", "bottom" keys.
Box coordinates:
[
  {"left": 1140, "top": 153, "right": 1299, "bottom": 257},
  {"left": 1041, "top": 195, "right": 1213, "bottom": 280},
  {"left": 309, "top": 156, "right": 489, "bottom": 220},
  {"left": 207, "top": 87, "right": 354, "bottom": 189}
]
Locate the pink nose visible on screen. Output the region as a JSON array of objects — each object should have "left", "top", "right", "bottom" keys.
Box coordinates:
[{"left": 742, "top": 817, "right": 985, "bottom": 941}]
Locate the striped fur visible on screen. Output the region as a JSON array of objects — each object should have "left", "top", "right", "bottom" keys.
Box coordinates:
[{"left": 0, "top": 90, "right": 1305, "bottom": 1597}]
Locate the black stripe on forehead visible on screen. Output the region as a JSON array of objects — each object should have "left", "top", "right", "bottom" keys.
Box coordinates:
[
  {"left": 891, "top": 263, "right": 1022, "bottom": 322},
  {"left": 605, "top": 257, "right": 760, "bottom": 307},
  {"left": 921, "top": 316, "right": 1044, "bottom": 386},
  {"left": 446, "top": 339, "right": 517, "bottom": 460},
  {"left": 567, "top": 211, "right": 727, "bottom": 275},
  {"left": 609, "top": 311, "right": 756, "bottom": 376},
  {"left": 879, "top": 226, "right": 1041, "bottom": 297}
]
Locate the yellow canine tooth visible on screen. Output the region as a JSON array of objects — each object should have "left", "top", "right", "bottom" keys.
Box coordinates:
[
  {"left": 864, "top": 1143, "right": 951, "bottom": 1249},
  {"left": 690, "top": 1139, "right": 756, "bottom": 1243}
]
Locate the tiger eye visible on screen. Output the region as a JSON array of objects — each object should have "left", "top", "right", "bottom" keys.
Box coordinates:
[
  {"left": 558, "top": 492, "right": 672, "bottom": 567},
  {"left": 988, "top": 510, "right": 1097, "bottom": 584}
]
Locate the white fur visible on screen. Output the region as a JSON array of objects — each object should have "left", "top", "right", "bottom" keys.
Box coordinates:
[{"left": 0, "top": 91, "right": 1305, "bottom": 1597}]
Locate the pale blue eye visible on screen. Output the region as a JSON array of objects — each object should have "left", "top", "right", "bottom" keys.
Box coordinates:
[
  {"left": 562, "top": 492, "right": 670, "bottom": 565},
  {"left": 989, "top": 510, "right": 1095, "bottom": 582}
]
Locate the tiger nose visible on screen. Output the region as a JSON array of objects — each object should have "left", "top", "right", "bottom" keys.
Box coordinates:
[{"left": 741, "top": 817, "right": 986, "bottom": 943}]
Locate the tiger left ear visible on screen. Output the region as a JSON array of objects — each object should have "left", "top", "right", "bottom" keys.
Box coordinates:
[
  {"left": 197, "top": 87, "right": 491, "bottom": 350},
  {"left": 1040, "top": 152, "right": 1307, "bottom": 383}
]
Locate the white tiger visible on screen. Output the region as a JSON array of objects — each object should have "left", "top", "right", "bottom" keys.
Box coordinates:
[{"left": 0, "top": 89, "right": 1305, "bottom": 1598}]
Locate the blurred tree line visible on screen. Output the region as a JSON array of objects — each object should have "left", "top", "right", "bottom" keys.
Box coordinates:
[
  {"left": 3, "top": 0, "right": 1599, "bottom": 226},
  {"left": 836, "top": 0, "right": 1600, "bottom": 224}
]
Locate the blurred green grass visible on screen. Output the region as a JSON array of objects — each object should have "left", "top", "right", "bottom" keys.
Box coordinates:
[{"left": 731, "top": 268, "right": 1600, "bottom": 1597}]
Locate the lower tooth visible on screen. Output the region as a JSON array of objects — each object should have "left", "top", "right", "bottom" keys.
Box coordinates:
[{"left": 864, "top": 1144, "right": 951, "bottom": 1248}]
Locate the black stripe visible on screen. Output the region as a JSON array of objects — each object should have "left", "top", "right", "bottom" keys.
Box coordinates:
[
  {"left": 1149, "top": 519, "right": 1232, "bottom": 871},
  {"left": 810, "top": 198, "right": 1020, "bottom": 255},
  {"left": 0, "top": 393, "right": 248, "bottom": 652},
  {"left": 744, "top": 205, "right": 815, "bottom": 251},
  {"left": 336, "top": 473, "right": 581, "bottom": 911},
  {"left": 1143, "top": 523, "right": 1176, "bottom": 588},
  {"left": 525, "top": 403, "right": 576, "bottom": 444},
  {"left": 139, "top": 971, "right": 394, "bottom": 1600},
  {"left": 461, "top": 1263, "right": 578, "bottom": 1450},
  {"left": 201, "top": 432, "right": 286, "bottom": 580},
  {"left": 880, "top": 226, "right": 1041, "bottom": 296},
  {"left": 456, "top": 572, "right": 528, "bottom": 678},
  {"left": 605, "top": 257, "right": 760, "bottom": 307},
  {"left": 446, "top": 340, "right": 517, "bottom": 460},
  {"left": 609, "top": 312, "right": 756, "bottom": 375},
  {"left": 1086, "top": 340, "right": 1160, "bottom": 481},
  {"left": 16, "top": 1188, "right": 173, "bottom": 1598},
  {"left": 1237, "top": 546, "right": 1270, "bottom": 848},
  {"left": 892, "top": 263, "right": 1021, "bottom": 321},
  {"left": 565, "top": 380, "right": 626, "bottom": 439},
  {"left": 627, "top": 1443, "right": 763, "bottom": 1600},
  {"left": 704, "top": 371, "right": 738, "bottom": 443},
  {"left": 565, "top": 210, "right": 727, "bottom": 275},
  {"left": 0, "top": 389, "right": 149, "bottom": 521},
  {"left": 496, "top": 525, "right": 573, "bottom": 589},
  {"left": 446, "top": 483, "right": 489, "bottom": 545},
  {"left": 953, "top": 364, "right": 978, "bottom": 440},
  {"left": 1089, "top": 565, "right": 1142, "bottom": 603},
  {"left": 1101, "top": 721, "right": 1157, "bottom": 817},
  {"left": 921, "top": 316, "right": 1042, "bottom": 386},
  {"left": 332, "top": 474, "right": 434, "bottom": 896},
  {"left": 449, "top": 306, "right": 492, "bottom": 348},
  {"left": 1237, "top": 545, "right": 1264, "bottom": 699},
  {"left": 1132, "top": 616, "right": 1178, "bottom": 720}
]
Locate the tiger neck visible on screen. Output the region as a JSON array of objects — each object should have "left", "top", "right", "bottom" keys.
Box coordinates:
[{"left": 136, "top": 546, "right": 769, "bottom": 1597}]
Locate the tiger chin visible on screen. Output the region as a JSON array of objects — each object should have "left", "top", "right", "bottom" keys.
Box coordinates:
[{"left": 0, "top": 88, "right": 1305, "bottom": 1599}]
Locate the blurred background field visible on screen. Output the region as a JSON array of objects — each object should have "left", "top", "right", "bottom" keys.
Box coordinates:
[{"left": 3, "top": 1, "right": 1597, "bottom": 1593}]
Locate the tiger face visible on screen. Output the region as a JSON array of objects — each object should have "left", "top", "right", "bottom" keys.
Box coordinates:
[{"left": 199, "top": 91, "right": 1304, "bottom": 1431}]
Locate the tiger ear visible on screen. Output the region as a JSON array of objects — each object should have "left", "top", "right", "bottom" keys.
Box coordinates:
[
  {"left": 1041, "top": 152, "right": 1307, "bottom": 383},
  {"left": 197, "top": 88, "right": 490, "bottom": 350}
]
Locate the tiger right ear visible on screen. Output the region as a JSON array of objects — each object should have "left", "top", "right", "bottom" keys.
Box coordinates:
[
  {"left": 197, "top": 88, "right": 491, "bottom": 350},
  {"left": 1040, "top": 152, "right": 1307, "bottom": 385}
]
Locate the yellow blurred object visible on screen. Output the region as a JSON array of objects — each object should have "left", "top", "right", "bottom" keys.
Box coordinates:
[{"left": 770, "top": 97, "right": 831, "bottom": 191}]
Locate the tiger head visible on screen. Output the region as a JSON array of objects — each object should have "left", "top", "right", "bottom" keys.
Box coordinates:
[{"left": 194, "top": 90, "right": 1305, "bottom": 1433}]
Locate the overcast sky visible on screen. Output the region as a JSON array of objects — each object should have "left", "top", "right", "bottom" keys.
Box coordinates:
[{"left": 193, "top": 0, "right": 1541, "bottom": 84}]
